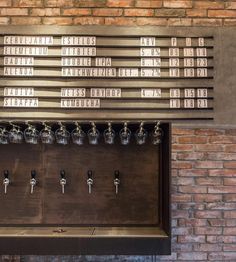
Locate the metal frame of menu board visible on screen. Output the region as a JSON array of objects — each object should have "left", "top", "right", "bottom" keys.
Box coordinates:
[{"left": 0, "top": 25, "right": 217, "bottom": 123}]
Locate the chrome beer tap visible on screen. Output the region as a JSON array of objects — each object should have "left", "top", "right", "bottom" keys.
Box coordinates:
[
  {"left": 87, "top": 170, "right": 93, "bottom": 194},
  {"left": 114, "top": 170, "right": 120, "bottom": 195},
  {"left": 30, "top": 170, "right": 37, "bottom": 194},
  {"left": 60, "top": 170, "right": 66, "bottom": 194},
  {"left": 3, "top": 170, "right": 10, "bottom": 194}
]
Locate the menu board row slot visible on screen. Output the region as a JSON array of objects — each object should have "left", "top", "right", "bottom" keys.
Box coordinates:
[
  {"left": 0, "top": 57, "right": 214, "bottom": 68},
  {"left": 0, "top": 47, "right": 214, "bottom": 57},
  {"left": 0, "top": 36, "right": 214, "bottom": 47},
  {"left": 0, "top": 99, "right": 214, "bottom": 109}
]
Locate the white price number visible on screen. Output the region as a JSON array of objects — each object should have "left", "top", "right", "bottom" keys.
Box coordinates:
[
  {"left": 170, "top": 99, "right": 181, "bottom": 108},
  {"left": 197, "top": 99, "right": 208, "bottom": 108},
  {"left": 184, "top": 68, "right": 195, "bottom": 77},
  {"left": 169, "top": 58, "right": 179, "bottom": 67},
  {"left": 171, "top": 37, "right": 177, "bottom": 46},
  {"left": 198, "top": 38, "right": 205, "bottom": 47},
  {"left": 184, "top": 99, "right": 195, "bottom": 108},
  {"left": 197, "top": 58, "right": 208, "bottom": 67},
  {"left": 169, "top": 48, "right": 179, "bottom": 57},
  {"left": 197, "top": 89, "right": 208, "bottom": 98},
  {"left": 169, "top": 68, "right": 180, "bottom": 77},
  {"left": 197, "top": 68, "right": 208, "bottom": 77},
  {"left": 184, "top": 58, "right": 194, "bottom": 67},
  {"left": 184, "top": 89, "right": 195, "bottom": 98},
  {"left": 184, "top": 48, "right": 194, "bottom": 57},
  {"left": 196, "top": 48, "right": 207, "bottom": 57},
  {"left": 170, "top": 89, "right": 180, "bottom": 98}
]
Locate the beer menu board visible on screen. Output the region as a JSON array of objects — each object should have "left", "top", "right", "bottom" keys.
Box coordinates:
[{"left": 0, "top": 27, "right": 214, "bottom": 121}]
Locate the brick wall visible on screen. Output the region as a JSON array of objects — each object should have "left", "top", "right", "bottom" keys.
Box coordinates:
[{"left": 1, "top": 1, "right": 236, "bottom": 261}]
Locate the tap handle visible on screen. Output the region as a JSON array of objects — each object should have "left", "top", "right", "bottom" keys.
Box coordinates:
[
  {"left": 3, "top": 170, "right": 9, "bottom": 179},
  {"left": 87, "top": 170, "right": 93, "bottom": 179},
  {"left": 114, "top": 170, "right": 120, "bottom": 179},
  {"left": 60, "top": 170, "right": 66, "bottom": 179},
  {"left": 31, "top": 170, "right": 36, "bottom": 179}
]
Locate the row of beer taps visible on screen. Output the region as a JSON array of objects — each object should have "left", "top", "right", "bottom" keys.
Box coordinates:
[{"left": 2, "top": 170, "right": 121, "bottom": 195}]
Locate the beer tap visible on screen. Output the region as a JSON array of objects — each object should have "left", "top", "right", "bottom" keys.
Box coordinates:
[
  {"left": 60, "top": 170, "right": 66, "bottom": 194},
  {"left": 87, "top": 170, "right": 93, "bottom": 194},
  {"left": 30, "top": 170, "right": 37, "bottom": 194},
  {"left": 114, "top": 170, "right": 120, "bottom": 195},
  {"left": 3, "top": 170, "right": 10, "bottom": 194}
]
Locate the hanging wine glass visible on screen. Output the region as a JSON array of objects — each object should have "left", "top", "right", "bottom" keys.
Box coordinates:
[
  {"left": 151, "top": 121, "right": 163, "bottom": 145},
  {"left": 0, "top": 126, "right": 9, "bottom": 144},
  {"left": 135, "top": 121, "right": 147, "bottom": 145},
  {"left": 103, "top": 122, "right": 115, "bottom": 145},
  {"left": 71, "top": 122, "right": 86, "bottom": 145},
  {"left": 9, "top": 122, "right": 23, "bottom": 144},
  {"left": 55, "top": 122, "right": 70, "bottom": 145},
  {"left": 119, "top": 122, "right": 131, "bottom": 145},
  {"left": 88, "top": 122, "right": 100, "bottom": 145},
  {"left": 40, "top": 122, "right": 55, "bottom": 144},
  {"left": 24, "top": 122, "right": 39, "bottom": 144}
]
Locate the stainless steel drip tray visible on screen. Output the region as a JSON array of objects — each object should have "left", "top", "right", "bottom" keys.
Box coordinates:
[{"left": 0, "top": 226, "right": 168, "bottom": 238}]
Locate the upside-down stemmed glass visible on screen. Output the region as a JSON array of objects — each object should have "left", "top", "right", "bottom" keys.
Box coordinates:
[
  {"left": 103, "top": 122, "right": 115, "bottom": 145},
  {"left": 40, "top": 122, "right": 55, "bottom": 144},
  {"left": 88, "top": 122, "right": 100, "bottom": 145},
  {"left": 55, "top": 122, "right": 70, "bottom": 145},
  {"left": 151, "top": 121, "right": 163, "bottom": 145},
  {"left": 71, "top": 122, "right": 86, "bottom": 145},
  {"left": 9, "top": 122, "right": 23, "bottom": 144},
  {"left": 24, "top": 122, "right": 39, "bottom": 144},
  {"left": 135, "top": 122, "right": 147, "bottom": 145},
  {"left": 119, "top": 122, "right": 131, "bottom": 145}
]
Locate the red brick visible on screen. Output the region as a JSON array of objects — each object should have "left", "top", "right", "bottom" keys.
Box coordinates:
[
  {"left": 207, "top": 153, "right": 236, "bottom": 161},
  {"left": 177, "top": 152, "right": 204, "bottom": 160},
  {"left": 93, "top": 8, "right": 123, "bottom": 16},
  {"left": 168, "top": 18, "right": 192, "bottom": 26},
  {"left": 105, "top": 17, "right": 136, "bottom": 25},
  {"left": 208, "top": 169, "right": 236, "bottom": 177},
  {"left": 224, "top": 211, "right": 236, "bottom": 219},
  {"left": 194, "top": 161, "right": 223, "bottom": 169},
  {"left": 62, "top": 8, "right": 91, "bottom": 16},
  {"left": 155, "top": 9, "right": 186, "bottom": 17},
  {"left": 107, "top": 0, "right": 134, "bottom": 7},
  {"left": 222, "top": 236, "right": 236, "bottom": 243},
  {"left": 224, "top": 244, "right": 236, "bottom": 251},
  {"left": 209, "top": 10, "right": 236, "bottom": 18},
  {"left": 224, "top": 19, "right": 236, "bottom": 26},
  {"left": 224, "top": 227, "right": 236, "bottom": 235},
  {"left": 136, "top": 17, "right": 168, "bottom": 25},
  {"left": 178, "top": 218, "right": 207, "bottom": 227},
  {"left": 226, "top": 2, "right": 236, "bottom": 9},
  {"left": 226, "top": 129, "right": 236, "bottom": 135},
  {"left": 172, "top": 161, "right": 193, "bottom": 169},
  {"left": 194, "top": 243, "right": 222, "bottom": 251},
  {"left": 193, "top": 18, "right": 222, "bottom": 26},
  {"left": 212, "top": 249, "right": 236, "bottom": 260},
  {"left": 225, "top": 145, "right": 236, "bottom": 152},
  {"left": 178, "top": 235, "right": 206, "bottom": 243},
  {"left": 74, "top": 17, "right": 105, "bottom": 25},
  {"left": 224, "top": 161, "right": 236, "bottom": 168},
  {"left": 179, "top": 203, "right": 205, "bottom": 210},
  {"left": 195, "top": 211, "right": 222, "bottom": 219},
  {"left": 196, "top": 177, "right": 222, "bottom": 186},
  {"left": 179, "top": 169, "right": 207, "bottom": 177},
  {"left": 195, "top": 129, "right": 225, "bottom": 136},
  {"left": 194, "top": 194, "right": 222, "bottom": 203},
  {"left": 172, "top": 210, "right": 189, "bottom": 218},
  {"left": 172, "top": 144, "right": 194, "bottom": 152},
  {"left": 31, "top": 8, "right": 60, "bottom": 16},
  {"left": 194, "top": 1, "right": 225, "bottom": 9},
  {"left": 45, "top": 0, "right": 74, "bottom": 7},
  {"left": 0, "top": 0, "right": 12, "bottom": 6},
  {"left": 172, "top": 194, "right": 192, "bottom": 203},
  {"left": 163, "top": 0, "right": 192, "bottom": 8},
  {"left": 124, "top": 8, "right": 154, "bottom": 16},
  {"left": 209, "top": 136, "right": 236, "bottom": 144},
  {"left": 224, "top": 178, "right": 236, "bottom": 186},
  {"left": 195, "top": 227, "right": 222, "bottom": 235},
  {"left": 178, "top": 136, "right": 208, "bottom": 144},
  {"left": 195, "top": 144, "right": 224, "bottom": 152},
  {"left": 0, "top": 17, "right": 9, "bottom": 24},
  {"left": 13, "top": 0, "right": 43, "bottom": 7},
  {"left": 207, "top": 219, "right": 225, "bottom": 227},
  {"left": 208, "top": 186, "right": 236, "bottom": 194},
  {"left": 135, "top": 0, "right": 162, "bottom": 8},
  {"left": 175, "top": 243, "right": 193, "bottom": 251},
  {"left": 206, "top": 202, "right": 236, "bottom": 210},
  {"left": 0, "top": 8, "right": 28, "bottom": 16},
  {"left": 226, "top": 220, "right": 236, "bottom": 226},
  {"left": 178, "top": 252, "right": 207, "bottom": 261},
  {"left": 225, "top": 194, "right": 236, "bottom": 202},
  {"left": 174, "top": 177, "right": 195, "bottom": 185},
  {"left": 11, "top": 17, "right": 41, "bottom": 24},
  {"left": 186, "top": 9, "right": 207, "bottom": 17},
  {"left": 178, "top": 186, "right": 207, "bottom": 194},
  {"left": 43, "top": 17, "right": 73, "bottom": 25}
]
